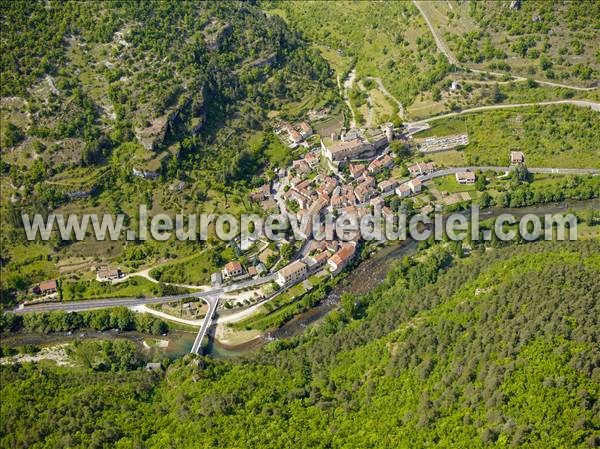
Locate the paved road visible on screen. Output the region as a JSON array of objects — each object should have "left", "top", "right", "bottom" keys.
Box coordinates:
[
  {"left": 12, "top": 274, "right": 276, "bottom": 315},
  {"left": 190, "top": 294, "right": 220, "bottom": 354},
  {"left": 13, "top": 292, "right": 210, "bottom": 314},
  {"left": 406, "top": 100, "right": 600, "bottom": 129},
  {"left": 417, "top": 166, "right": 600, "bottom": 183},
  {"left": 413, "top": 0, "right": 597, "bottom": 92}
]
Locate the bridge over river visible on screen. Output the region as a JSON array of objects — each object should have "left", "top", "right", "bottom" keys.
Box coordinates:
[{"left": 10, "top": 275, "right": 279, "bottom": 356}]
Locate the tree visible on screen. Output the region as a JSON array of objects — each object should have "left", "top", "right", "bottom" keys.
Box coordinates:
[
  {"left": 390, "top": 141, "right": 411, "bottom": 159},
  {"left": 341, "top": 292, "right": 357, "bottom": 319},
  {"left": 479, "top": 192, "right": 493, "bottom": 208},
  {"left": 1, "top": 122, "right": 24, "bottom": 147},
  {"left": 512, "top": 165, "right": 531, "bottom": 183},
  {"left": 475, "top": 172, "right": 487, "bottom": 191},
  {"left": 492, "top": 84, "right": 506, "bottom": 103},
  {"left": 89, "top": 309, "right": 111, "bottom": 330},
  {"left": 280, "top": 243, "right": 294, "bottom": 260},
  {"left": 111, "top": 307, "right": 134, "bottom": 331},
  {"left": 454, "top": 241, "right": 464, "bottom": 258},
  {"left": 151, "top": 319, "right": 168, "bottom": 335}
]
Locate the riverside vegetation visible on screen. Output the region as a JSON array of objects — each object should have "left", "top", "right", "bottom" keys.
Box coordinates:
[
  {"left": 1, "top": 239, "right": 599, "bottom": 448},
  {"left": 1, "top": 2, "right": 600, "bottom": 447}
]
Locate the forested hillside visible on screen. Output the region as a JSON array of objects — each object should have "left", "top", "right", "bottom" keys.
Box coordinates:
[
  {"left": 1, "top": 1, "right": 332, "bottom": 177},
  {"left": 2, "top": 239, "right": 599, "bottom": 448},
  {"left": 441, "top": 0, "right": 599, "bottom": 85},
  {"left": 0, "top": 1, "right": 337, "bottom": 299},
  {"left": 267, "top": 0, "right": 452, "bottom": 107}
]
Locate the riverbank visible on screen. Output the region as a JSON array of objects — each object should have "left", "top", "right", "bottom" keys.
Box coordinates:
[
  {"left": 0, "top": 329, "right": 198, "bottom": 362},
  {"left": 208, "top": 198, "right": 599, "bottom": 356},
  {"left": 3, "top": 199, "right": 598, "bottom": 361}
]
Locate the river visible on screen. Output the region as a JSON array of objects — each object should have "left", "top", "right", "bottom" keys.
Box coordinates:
[
  {"left": 5, "top": 199, "right": 597, "bottom": 360},
  {"left": 206, "top": 198, "right": 599, "bottom": 357}
]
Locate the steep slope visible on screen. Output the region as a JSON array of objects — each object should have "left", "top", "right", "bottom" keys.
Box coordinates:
[
  {"left": 0, "top": 1, "right": 336, "bottom": 297},
  {"left": 417, "top": 0, "right": 600, "bottom": 87},
  {"left": 2, "top": 239, "right": 599, "bottom": 448},
  {"left": 267, "top": 0, "right": 452, "bottom": 108},
  {"left": 1, "top": 1, "right": 332, "bottom": 168}
]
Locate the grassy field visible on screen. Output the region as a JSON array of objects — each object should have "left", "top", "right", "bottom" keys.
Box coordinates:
[
  {"left": 314, "top": 44, "right": 353, "bottom": 77},
  {"left": 312, "top": 111, "right": 345, "bottom": 138},
  {"left": 416, "top": 149, "right": 467, "bottom": 167},
  {"left": 61, "top": 276, "right": 169, "bottom": 301},
  {"left": 1, "top": 244, "right": 59, "bottom": 295},
  {"left": 249, "top": 131, "right": 292, "bottom": 168},
  {"left": 151, "top": 247, "right": 235, "bottom": 286},
  {"left": 416, "top": 118, "right": 468, "bottom": 138},
  {"left": 413, "top": 104, "right": 600, "bottom": 168},
  {"left": 433, "top": 175, "right": 477, "bottom": 194}
]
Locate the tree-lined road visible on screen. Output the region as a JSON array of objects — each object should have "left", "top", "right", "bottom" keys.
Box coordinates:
[
  {"left": 13, "top": 274, "right": 276, "bottom": 315},
  {"left": 406, "top": 100, "right": 600, "bottom": 130}
]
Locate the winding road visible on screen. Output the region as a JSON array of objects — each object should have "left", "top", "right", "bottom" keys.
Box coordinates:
[
  {"left": 365, "top": 76, "right": 405, "bottom": 119},
  {"left": 119, "top": 267, "right": 207, "bottom": 291},
  {"left": 413, "top": 0, "right": 597, "bottom": 92},
  {"left": 342, "top": 69, "right": 357, "bottom": 128},
  {"left": 406, "top": 99, "right": 600, "bottom": 130}
]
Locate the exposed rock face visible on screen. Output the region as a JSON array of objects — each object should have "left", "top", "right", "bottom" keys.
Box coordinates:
[
  {"left": 205, "top": 23, "right": 232, "bottom": 52},
  {"left": 135, "top": 114, "right": 170, "bottom": 151},
  {"left": 134, "top": 92, "right": 205, "bottom": 151}
]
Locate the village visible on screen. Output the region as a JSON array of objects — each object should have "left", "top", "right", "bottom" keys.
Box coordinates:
[
  {"left": 191, "top": 117, "right": 507, "bottom": 311},
  {"left": 227, "top": 120, "right": 537, "bottom": 309},
  {"left": 28, "top": 115, "right": 531, "bottom": 321}
]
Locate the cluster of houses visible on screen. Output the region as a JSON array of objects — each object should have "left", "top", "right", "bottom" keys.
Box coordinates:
[
  {"left": 211, "top": 261, "right": 267, "bottom": 287},
  {"left": 245, "top": 124, "right": 445, "bottom": 291},
  {"left": 31, "top": 266, "right": 124, "bottom": 297},
  {"left": 276, "top": 121, "right": 313, "bottom": 148},
  {"left": 274, "top": 238, "right": 357, "bottom": 285},
  {"left": 275, "top": 239, "right": 357, "bottom": 287},
  {"left": 226, "top": 129, "right": 531, "bottom": 304},
  {"left": 280, "top": 153, "right": 409, "bottom": 229},
  {"left": 321, "top": 123, "right": 394, "bottom": 163}
]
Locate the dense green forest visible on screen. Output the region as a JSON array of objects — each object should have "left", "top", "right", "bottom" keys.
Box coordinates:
[{"left": 2, "top": 239, "right": 599, "bottom": 448}]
